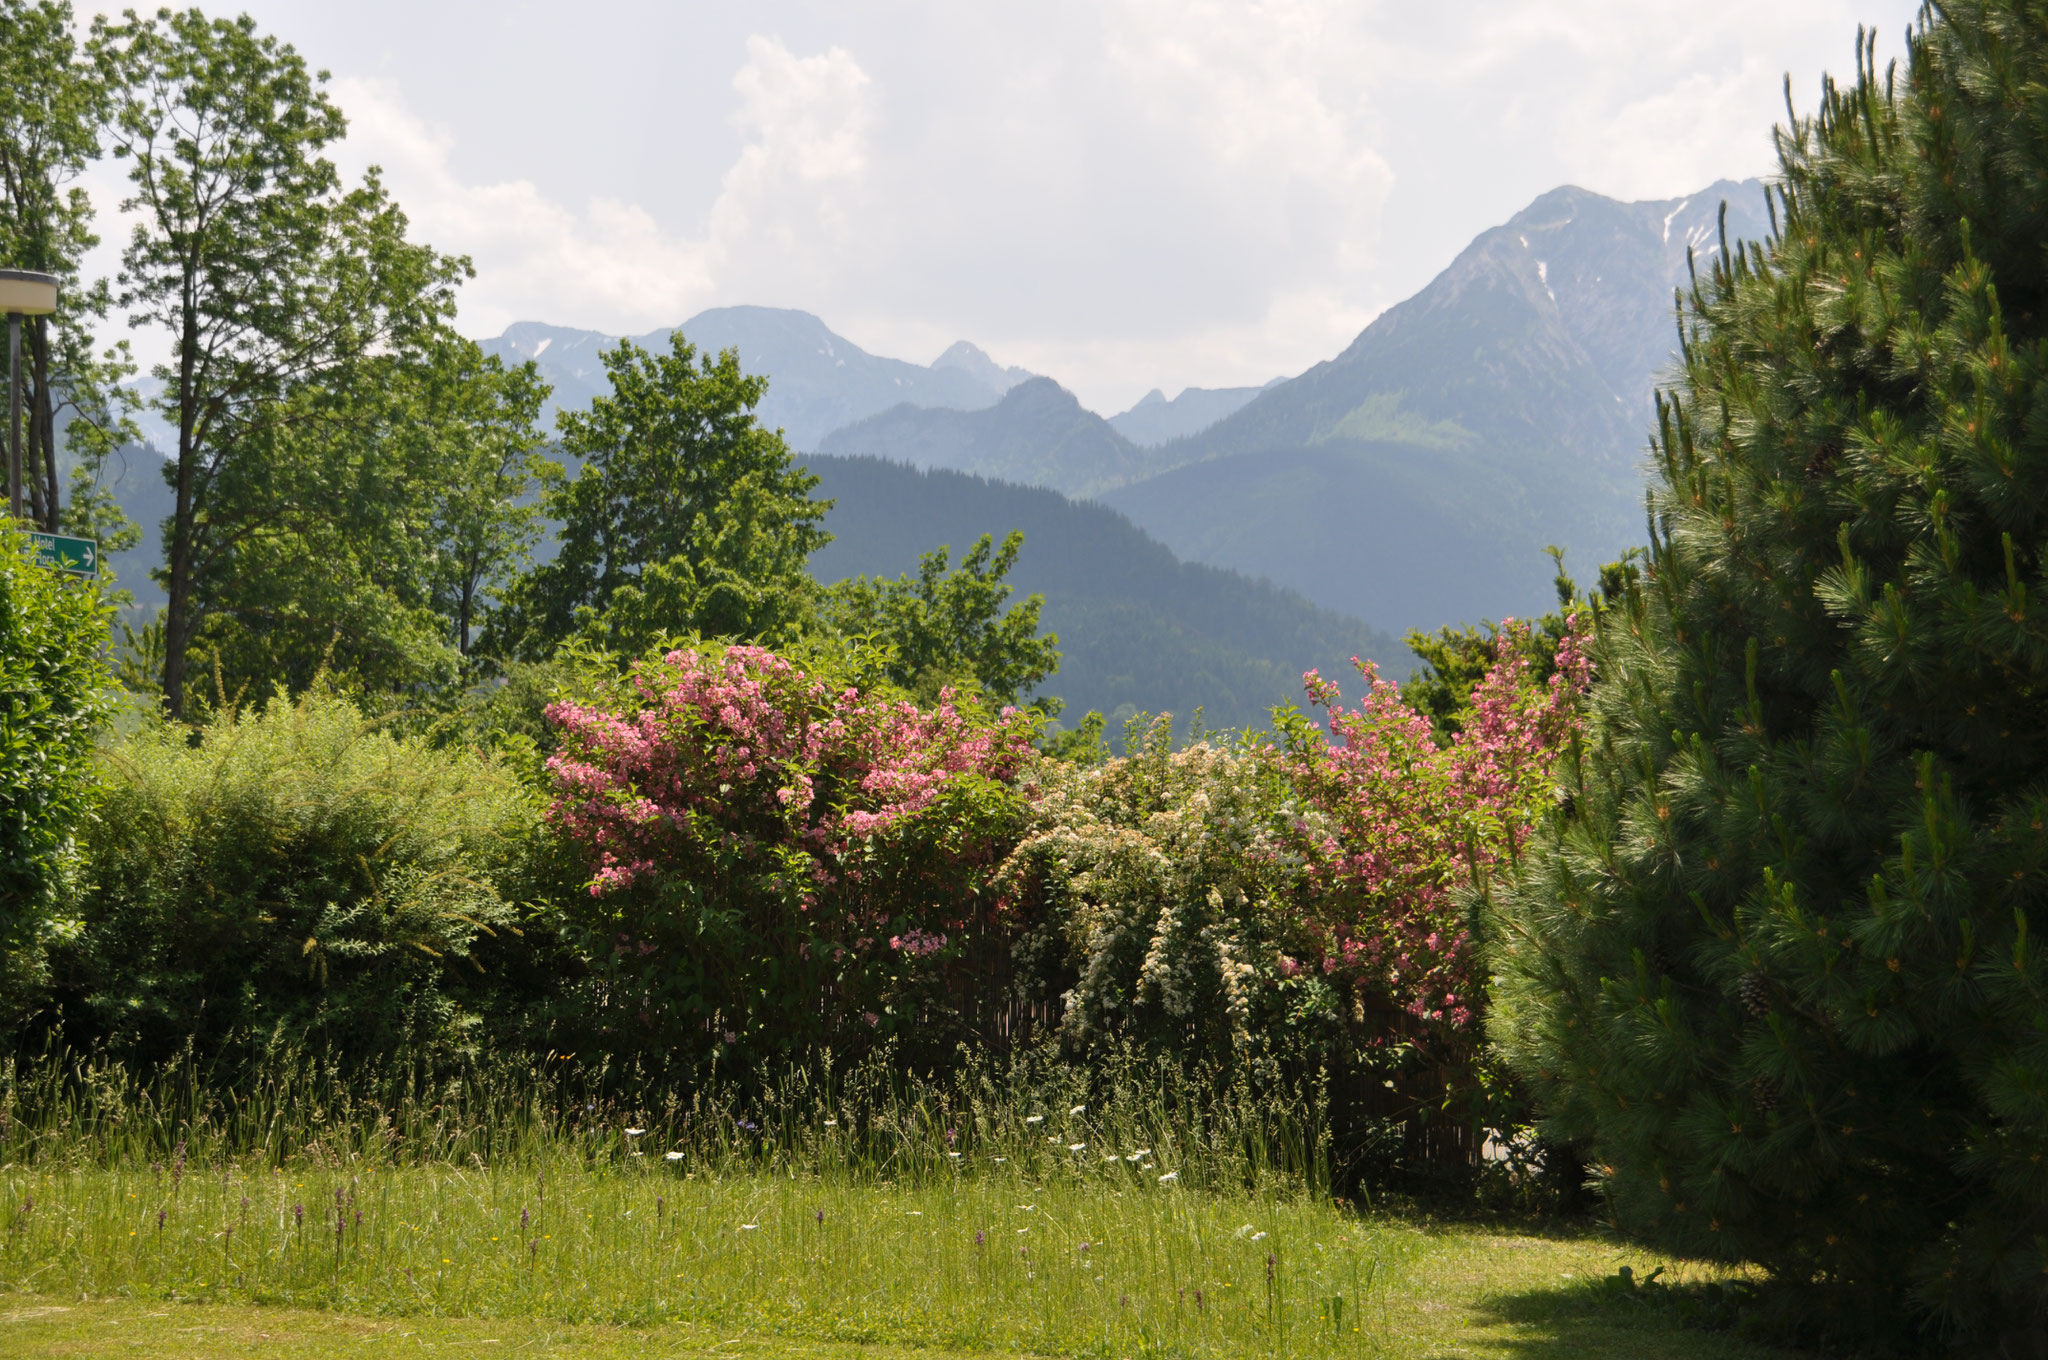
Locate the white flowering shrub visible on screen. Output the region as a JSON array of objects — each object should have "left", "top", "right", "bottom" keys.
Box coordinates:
[{"left": 996, "top": 719, "right": 1331, "bottom": 1067}]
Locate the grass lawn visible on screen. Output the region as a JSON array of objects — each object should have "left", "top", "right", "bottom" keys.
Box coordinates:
[{"left": 0, "top": 1216, "right": 1796, "bottom": 1359}]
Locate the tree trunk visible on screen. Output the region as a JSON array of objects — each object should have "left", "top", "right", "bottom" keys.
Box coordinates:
[
  {"left": 161, "top": 275, "right": 201, "bottom": 717},
  {"left": 32, "top": 317, "right": 56, "bottom": 533}
]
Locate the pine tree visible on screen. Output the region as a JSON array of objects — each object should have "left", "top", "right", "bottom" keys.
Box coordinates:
[{"left": 1487, "top": 3, "right": 2048, "bottom": 1345}]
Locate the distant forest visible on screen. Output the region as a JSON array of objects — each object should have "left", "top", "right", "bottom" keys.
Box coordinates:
[{"left": 805, "top": 456, "right": 1404, "bottom": 732}]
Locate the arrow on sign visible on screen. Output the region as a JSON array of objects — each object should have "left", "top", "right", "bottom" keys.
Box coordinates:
[{"left": 28, "top": 532, "right": 99, "bottom": 577}]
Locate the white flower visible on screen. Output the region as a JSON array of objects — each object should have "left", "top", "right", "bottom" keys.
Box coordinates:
[
  {"left": 1068, "top": 1143, "right": 1087, "bottom": 1152},
  {"left": 948, "top": 1152, "right": 962, "bottom": 1160},
  {"left": 740, "top": 1223, "right": 758, "bottom": 1231},
  {"left": 1069, "top": 1104, "right": 1086, "bottom": 1116},
  {"left": 625, "top": 1128, "right": 646, "bottom": 1137},
  {"left": 823, "top": 1119, "right": 838, "bottom": 1126},
  {"left": 1158, "top": 1171, "right": 1178, "bottom": 1183},
  {"left": 1251, "top": 1231, "right": 1268, "bottom": 1242},
  {"left": 1131, "top": 1149, "right": 1150, "bottom": 1158},
  {"left": 992, "top": 1157, "right": 1007, "bottom": 1164},
  {"left": 1102, "top": 1153, "right": 1119, "bottom": 1162},
  {"left": 1235, "top": 1224, "right": 1255, "bottom": 1238},
  {"left": 664, "top": 1151, "right": 685, "bottom": 1162},
  {"left": 1017, "top": 1205, "right": 1036, "bottom": 1211},
  {"left": 907, "top": 1210, "right": 922, "bottom": 1216},
  {"left": 1024, "top": 1115, "right": 1043, "bottom": 1124}
]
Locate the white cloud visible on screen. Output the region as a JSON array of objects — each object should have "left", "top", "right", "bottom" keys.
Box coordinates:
[
  {"left": 326, "top": 34, "right": 875, "bottom": 339},
  {"left": 95, "top": 0, "right": 1923, "bottom": 411}
]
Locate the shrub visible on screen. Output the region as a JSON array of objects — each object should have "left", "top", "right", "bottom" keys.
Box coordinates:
[
  {"left": 995, "top": 720, "right": 1304, "bottom": 1063},
  {"left": 1488, "top": 2, "right": 2048, "bottom": 1344},
  {"left": 998, "top": 628, "right": 1586, "bottom": 1176},
  {"left": 541, "top": 643, "right": 1037, "bottom": 1071},
  {"left": 0, "top": 527, "right": 113, "bottom": 1027},
  {"left": 50, "top": 688, "right": 538, "bottom": 1068}
]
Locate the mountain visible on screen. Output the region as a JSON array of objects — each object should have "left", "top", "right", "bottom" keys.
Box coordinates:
[
  {"left": 482, "top": 306, "right": 1038, "bottom": 450},
  {"left": 931, "top": 340, "right": 1033, "bottom": 395},
  {"left": 1108, "top": 380, "right": 1280, "bottom": 447},
  {"left": 806, "top": 455, "right": 1403, "bottom": 732},
  {"left": 815, "top": 378, "right": 1154, "bottom": 498},
  {"left": 1099, "top": 179, "right": 1773, "bottom": 634}
]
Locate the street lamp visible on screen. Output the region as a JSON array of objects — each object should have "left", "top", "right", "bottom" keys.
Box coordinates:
[{"left": 0, "top": 269, "right": 60, "bottom": 524}]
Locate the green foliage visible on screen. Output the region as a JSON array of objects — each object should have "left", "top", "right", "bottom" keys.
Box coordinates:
[
  {"left": 819, "top": 530, "right": 1062, "bottom": 712},
  {"left": 0, "top": 526, "right": 112, "bottom": 1027},
  {"left": 1400, "top": 547, "right": 1638, "bottom": 737},
  {"left": 1487, "top": 4, "right": 2048, "bottom": 1345},
  {"left": 50, "top": 688, "right": 538, "bottom": 1070},
  {"left": 182, "top": 337, "right": 553, "bottom": 702},
  {"left": 489, "top": 333, "right": 830, "bottom": 661},
  {"left": 96, "top": 7, "right": 470, "bottom": 715},
  {"left": 0, "top": 0, "right": 140, "bottom": 543}
]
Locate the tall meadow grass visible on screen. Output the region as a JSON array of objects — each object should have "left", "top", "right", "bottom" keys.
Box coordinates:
[{"left": 0, "top": 1049, "right": 1420, "bottom": 1356}]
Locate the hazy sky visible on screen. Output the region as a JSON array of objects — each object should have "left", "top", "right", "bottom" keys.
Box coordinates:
[{"left": 83, "top": 0, "right": 1923, "bottom": 413}]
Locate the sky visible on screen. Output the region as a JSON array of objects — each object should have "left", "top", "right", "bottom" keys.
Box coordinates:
[{"left": 82, "top": 0, "right": 1924, "bottom": 414}]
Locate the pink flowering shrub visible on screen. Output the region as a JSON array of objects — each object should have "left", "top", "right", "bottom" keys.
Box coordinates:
[
  {"left": 1278, "top": 619, "right": 1589, "bottom": 1045},
  {"left": 542, "top": 643, "right": 1037, "bottom": 1064}
]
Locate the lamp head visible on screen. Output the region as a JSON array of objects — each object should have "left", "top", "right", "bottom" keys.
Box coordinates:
[{"left": 0, "top": 270, "right": 59, "bottom": 317}]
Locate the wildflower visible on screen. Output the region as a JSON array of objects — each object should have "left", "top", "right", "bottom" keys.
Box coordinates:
[
  {"left": 521, "top": 1208, "right": 531, "bottom": 1230},
  {"left": 293, "top": 1204, "right": 304, "bottom": 1226},
  {"left": 815, "top": 1210, "right": 825, "bottom": 1225},
  {"left": 740, "top": 1223, "right": 759, "bottom": 1231},
  {"left": 1158, "top": 1172, "right": 1178, "bottom": 1183},
  {"left": 1069, "top": 1104, "right": 1086, "bottom": 1116},
  {"left": 1130, "top": 1149, "right": 1150, "bottom": 1158},
  {"left": 975, "top": 1231, "right": 986, "bottom": 1246},
  {"left": 1017, "top": 1204, "right": 1036, "bottom": 1211},
  {"left": 1024, "top": 1115, "right": 1043, "bottom": 1124},
  {"left": 664, "top": 1151, "right": 685, "bottom": 1162},
  {"left": 948, "top": 1152, "right": 962, "bottom": 1160},
  {"left": 625, "top": 1128, "right": 646, "bottom": 1137},
  {"left": 1252, "top": 1231, "right": 1268, "bottom": 1242},
  {"left": 992, "top": 1157, "right": 1007, "bottom": 1163},
  {"left": 156, "top": 1208, "right": 166, "bottom": 1231},
  {"left": 1068, "top": 1143, "right": 1086, "bottom": 1152},
  {"left": 823, "top": 1119, "right": 838, "bottom": 1127}
]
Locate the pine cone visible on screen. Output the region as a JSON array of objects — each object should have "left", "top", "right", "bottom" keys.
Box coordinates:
[
  {"left": 1737, "top": 972, "right": 1772, "bottom": 1018},
  {"left": 1751, "top": 1076, "right": 1782, "bottom": 1113}
]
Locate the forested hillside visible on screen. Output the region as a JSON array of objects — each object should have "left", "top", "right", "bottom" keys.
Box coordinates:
[{"left": 806, "top": 455, "right": 1402, "bottom": 730}]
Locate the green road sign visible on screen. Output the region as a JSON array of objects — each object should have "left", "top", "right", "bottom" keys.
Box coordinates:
[{"left": 29, "top": 532, "right": 98, "bottom": 577}]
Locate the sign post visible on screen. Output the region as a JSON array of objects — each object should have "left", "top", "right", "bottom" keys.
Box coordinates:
[{"left": 29, "top": 531, "right": 98, "bottom": 578}]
